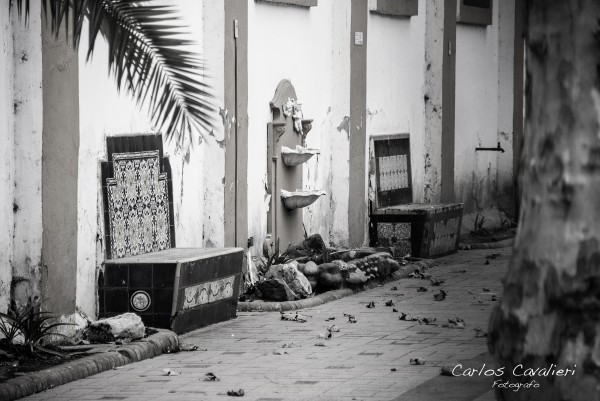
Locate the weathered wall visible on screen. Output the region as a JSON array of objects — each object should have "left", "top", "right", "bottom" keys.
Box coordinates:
[
  {"left": 12, "top": 2, "right": 43, "bottom": 310},
  {"left": 366, "top": 2, "right": 426, "bottom": 203},
  {"left": 76, "top": 1, "right": 222, "bottom": 318},
  {"left": 0, "top": 7, "right": 16, "bottom": 312},
  {"left": 454, "top": 0, "right": 516, "bottom": 216},
  {"left": 246, "top": 0, "right": 351, "bottom": 253},
  {"left": 0, "top": 4, "right": 44, "bottom": 312}
]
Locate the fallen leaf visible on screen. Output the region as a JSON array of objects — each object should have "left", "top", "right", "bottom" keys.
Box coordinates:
[
  {"left": 280, "top": 311, "right": 308, "bottom": 323},
  {"left": 314, "top": 342, "right": 326, "bottom": 347},
  {"left": 419, "top": 317, "right": 437, "bottom": 325},
  {"left": 399, "top": 313, "right": 418, "bottom": 322},
  {"left": 162, "top": 369, "right": 180, "bottom": 376},
  {"left": 179, "top": 343, "right": 199, "bottom": 352},
  {"left": 434, "top": 289, "right": 447, "bottom": 301},
  {"left": 440, "top": 366, "right": 455, "bottom": 376},
  {"left": 430, "top": 278, "right": 445, "bottom": 286},
  {"left": 227, "top": 389, "right": 244, "bottom": 397},
  {"left": 203, "top": 372, "right": 220, "bottom": 382},
  {"left": 325, "top": 317, "right": 336, "bottom": 321},
  {"left": 410, "top": 358, "right": 425, "bottom": 365},
  {"left": 417, "top": 287, "right": 428, "bottom": 292},
  {"left": 282, "top": 343, "right": 297, "bottom": 348},
  {"left": 344, "top": 313, "right": 357, "bottom": 323},
  {"left": 327, "top": 325, "right": 340, "bottom": 333}
]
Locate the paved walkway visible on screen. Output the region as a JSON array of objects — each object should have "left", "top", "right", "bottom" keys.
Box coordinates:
[{"left": 24, "top": 247, "right": 510, "bottom": 401}]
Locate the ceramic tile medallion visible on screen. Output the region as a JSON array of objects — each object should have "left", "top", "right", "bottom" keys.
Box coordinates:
[
  {"left": 107, "top": 151, "right": 171, "bottom": 258},
  {"left": 378, "top": 154, "right": 409, "bottom": 191},
  {"left": 182, "top": 276, "right": 236, "bottom": 310}
]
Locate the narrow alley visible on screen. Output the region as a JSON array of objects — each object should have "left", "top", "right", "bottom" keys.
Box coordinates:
[{"left": 23, "top": 247, "right": 509, "bottom": 401}]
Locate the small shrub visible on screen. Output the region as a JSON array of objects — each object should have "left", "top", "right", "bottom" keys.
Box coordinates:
[{"left": 0, "top": 300, "right": 74, "bottom": 356}]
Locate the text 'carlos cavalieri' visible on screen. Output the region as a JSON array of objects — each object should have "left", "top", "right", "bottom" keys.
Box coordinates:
[{"left": 452, "top": 363, "right": 576, "bottom": 392}]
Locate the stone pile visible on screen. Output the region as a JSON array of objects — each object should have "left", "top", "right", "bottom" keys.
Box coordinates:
[{"left": 253, "top": 235, "right": 403, "bottom": 302}]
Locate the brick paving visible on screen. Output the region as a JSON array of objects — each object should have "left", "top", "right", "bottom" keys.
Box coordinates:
[{"left": 23, "top": 247, "right": 510, "bottom": 401}]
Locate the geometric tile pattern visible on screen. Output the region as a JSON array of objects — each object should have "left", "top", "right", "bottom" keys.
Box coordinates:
[
  {"left": 182, "top": 275, "right": 236, "bottom": 310},
  {"left": 106, "top": 151, "right": 171, "bottom": 258},
  {"left": 378, "top": 154, "right": 409, "bottom": 191},
  {"left": 377, "top": 222, "right": 412, "bottom": 255}
]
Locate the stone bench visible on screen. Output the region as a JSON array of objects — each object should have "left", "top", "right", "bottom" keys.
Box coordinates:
[
  {"left": 98, "top": 134, "right": 243, "bottom": 334},
  {"left": 368, "top": 135, "right": 463, "bottom": 258}
]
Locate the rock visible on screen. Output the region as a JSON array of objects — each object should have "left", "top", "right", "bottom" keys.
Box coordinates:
[
  {"left": 303, "top": 261, "right": 319, "bottom": 276},
  {"left": 87, "top": 313, "right": 145, "bottom": 343},
  {"left": 345, "top": 269, "right": 367, "bottom": 285},
  {"left": 265, "top": 262, "right": 312, "bottom": 298},
  {"left": 288, "top": 273, "right": 312, "bottom": 299},
  {"left": 376, "top": 258, "right": 391, "bottom": 278},
  {"left": 255, "top": 279, "right": 298, "bottom": 301},
  {"left": 332, "top": 260, "right": 351, "bottom": 279},
  {"left": 388, "top": 258, "right": 401, "bottom": 273},
  {"left": 296, "top": 263, "right": 306, "bottom": 274},
  {"left": 318, "top": 262, "right": 343, "bottom": 290}
]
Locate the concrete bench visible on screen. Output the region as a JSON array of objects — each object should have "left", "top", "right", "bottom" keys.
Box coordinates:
[
  {"left": 368, "top": 135, "right": 463, "bottom": 258},
  {"left": 98, "top": 134, "right": 243, "bottom": 334}
]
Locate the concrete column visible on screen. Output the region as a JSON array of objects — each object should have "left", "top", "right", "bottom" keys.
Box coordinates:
[
  {"left": 223, "top": 0, "right": 249, "bottom": 249},
  {"left": 41, "top": 16, "right": 80, "bottom": 314},
  {"left": 496, "top": 0, "right": 518, "bottom": 216},
  {"left": 423, "top": 0, "right": 456, "bottom": 203},
  {"left": 348, "top": 0, "right": 369, "bottom": 247}
]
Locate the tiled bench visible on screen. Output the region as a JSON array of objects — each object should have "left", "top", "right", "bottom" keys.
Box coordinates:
[
  {"left": 368, "top": 135, "right": 463, "bottom": 258},
  {"left": 98, "top": 134, "right": 243, "bottom": 334}
]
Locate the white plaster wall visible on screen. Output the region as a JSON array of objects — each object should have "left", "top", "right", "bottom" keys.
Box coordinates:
[
  {"left": 366, "top": 3, "right": 426, "bottom": 203},
  {"left": 12, "top": 2, "right": 43, "bottom": 309},
  {"left": 0, "top": 5, "right": 44, "bottom": 312},
  {"left": 454, "top": 0, "right": 515, "bottom": 214},
  {"left": 0, "top": 8, "right": 16, "bottom": 312},
  {"left": 77, "top": 1, "right": 222, "bottom": 318},
  {"left": 247, "top": 0, "right": 351, "bottom": 253}
]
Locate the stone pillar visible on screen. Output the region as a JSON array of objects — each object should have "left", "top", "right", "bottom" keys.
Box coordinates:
[
  {"left": 348, "top": 0, "right": 369, "bottom": 247},
  {"left": 423, "top": 0, "right": 456, "bottom": 203},
  {"left": 41, "top": 16, "right": 80, "bottom": 314}
]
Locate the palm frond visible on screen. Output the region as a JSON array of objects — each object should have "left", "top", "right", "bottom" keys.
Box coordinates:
[{"left": 13, "top": 0, "right": 215, "bottom": 145}]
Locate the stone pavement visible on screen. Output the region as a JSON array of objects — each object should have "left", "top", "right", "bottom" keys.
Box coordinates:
[{"left": 23, "top": 247, "right": 510, "bottom": 401}]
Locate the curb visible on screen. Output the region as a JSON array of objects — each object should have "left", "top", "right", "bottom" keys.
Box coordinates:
[
  {"left": 459, "top": 238, "right": 514, "bottom": 250},
  {"left": 0, "top": 329, "right": 179, "bottom": 401},
  {"left": 238, "top": 259, "right": 437, "bottom": 312}
]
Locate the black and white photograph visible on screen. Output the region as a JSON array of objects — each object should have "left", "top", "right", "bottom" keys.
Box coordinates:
[{"left": 0, "top": 0, "right": 595, "bottom": 400}]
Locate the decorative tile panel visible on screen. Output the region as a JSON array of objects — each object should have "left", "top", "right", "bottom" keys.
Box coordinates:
[
  {"left": 106, "top": 151, "right": 171, "bottom": 258},
  {"left": 378, "top": 154, "right": 409, "bottom": 191},
  {"left": 182, "top": 276, "right": 236, "bottom": 310}
]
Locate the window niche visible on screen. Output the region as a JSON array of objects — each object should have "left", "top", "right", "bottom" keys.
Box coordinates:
[
  {"left": 456, "top": 0, "right": 492, "bottom": 26},
  {"left": 369, "top": 0, "right": 418, "bottom": 18}
]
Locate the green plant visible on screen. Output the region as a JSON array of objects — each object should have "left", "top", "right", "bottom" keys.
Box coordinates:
[
  {"left": 0, "top": 309, "right": 21, "bottom": 345},
  {"left": 265, "top": 238, "right": 292, "bottom": 270},
  {"left": 11, "top": 0, "right": 215, "bottom": 145},
  {"left": 0, "top": 301, "right": 74, "bottom": 356}
]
